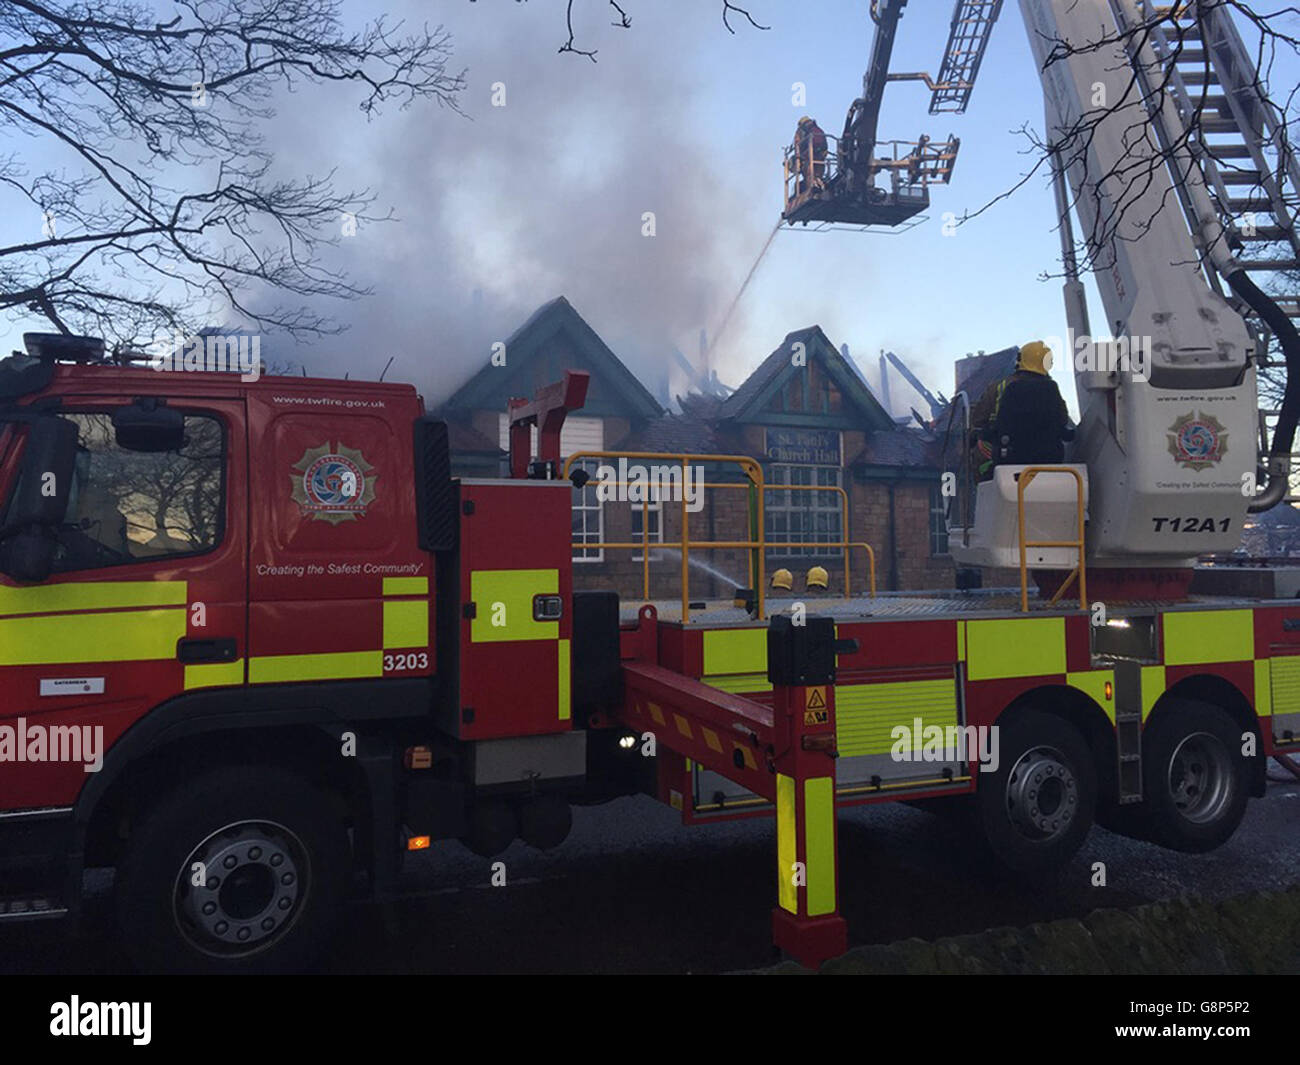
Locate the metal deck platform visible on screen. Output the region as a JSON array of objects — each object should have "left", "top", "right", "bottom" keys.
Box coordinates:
[{"left": 620, "top": 588, "right": 1278, "bottom": 628}]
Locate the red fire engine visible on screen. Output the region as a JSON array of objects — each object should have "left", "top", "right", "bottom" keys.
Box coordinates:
[
  {"left": 4, "top": 0, "right": 1300, "bottom": 974},
  {"left": 0, "top": 347, "right": 1295, "bottom": 972}
]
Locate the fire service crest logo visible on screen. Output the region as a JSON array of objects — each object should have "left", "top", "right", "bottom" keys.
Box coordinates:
[
  {"left": 290, "top": 443, "right": 376, "bottom": 524},
  {"left": 1167, "top": 411, "right": 1227, "bottom": 472}
]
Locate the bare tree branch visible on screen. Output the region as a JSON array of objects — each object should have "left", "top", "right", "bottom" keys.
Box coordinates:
[
  {"left": 0, "top": 0, "right": 467, "bottom": 346},
  {"left": 721, "top": 1, "right": 768, "bottom": 34},
  {"left": 556, "top": 0, "right": 764, "bottom": 60}
]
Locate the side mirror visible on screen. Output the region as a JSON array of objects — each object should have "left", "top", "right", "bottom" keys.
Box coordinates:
[
  {"left": 113, "top": 400, "right": 184, "bottom": 453},
  {"left": 0, "top": 415, "right": 79, "bottom": 582}
]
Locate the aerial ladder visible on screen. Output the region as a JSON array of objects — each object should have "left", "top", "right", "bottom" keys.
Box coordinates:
[
  {"left": 1118, "top": 1, "right": 1300, "bottom": 506},
  {"left": 788, "top": 0, "right": 1300, "bottom": 601}
]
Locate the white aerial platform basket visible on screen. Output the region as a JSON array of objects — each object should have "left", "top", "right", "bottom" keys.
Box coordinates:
[{"left": 948, "top": 463, "right": 1089, "bottom": 571}]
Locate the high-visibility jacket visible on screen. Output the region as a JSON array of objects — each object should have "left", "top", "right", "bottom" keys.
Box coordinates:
[{"left": 971, "top": 370, "right": 1072, "bottom": 472}]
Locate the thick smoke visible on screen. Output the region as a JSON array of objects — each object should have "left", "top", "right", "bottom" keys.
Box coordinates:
[{"left": 258, "top": 2, "right": 766, "bottom": 402}]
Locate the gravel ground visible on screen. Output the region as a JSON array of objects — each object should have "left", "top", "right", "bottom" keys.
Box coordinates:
[{"left": 3, "top": 773, "right": 1297, "bottom": 974}]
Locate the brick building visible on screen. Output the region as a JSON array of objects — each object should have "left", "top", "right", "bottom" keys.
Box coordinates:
[{"left": 438, "top": 297, "right": 955, "bottom": 601}]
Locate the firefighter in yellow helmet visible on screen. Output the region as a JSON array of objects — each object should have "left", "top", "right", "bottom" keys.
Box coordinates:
[
  {"left": 970, "top": 341, "right": 1074, "bottom": 480},
  {"left": 805, "top": 565, "right": 829, "bottom": 591},
  {"left": 770, "top": 568, "right": 794, "bottom": 592}
]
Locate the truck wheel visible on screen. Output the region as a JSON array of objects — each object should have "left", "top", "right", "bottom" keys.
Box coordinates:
[
  {"left": 1142, "top": 701, "right": 1248, "bottom": 853},
  {"left": 115, "top": 767, "right": 350, "bottom": 973},
  {"left": 976, "top": 710, "right": 1096, "bottom": 873}
]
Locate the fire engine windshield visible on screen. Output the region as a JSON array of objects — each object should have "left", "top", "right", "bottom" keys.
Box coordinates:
[{"left": 50, "top": 412, "right": 224, "bottom": 572}]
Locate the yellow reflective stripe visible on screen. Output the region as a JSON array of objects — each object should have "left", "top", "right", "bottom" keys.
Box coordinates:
[
  {"left": 383, "top": 577, "right": 428, "bottom": 596},
  {"left": 836, "top": 679, "right": 957, "bottom": 757},
  {"left": 0, "top": 580, "right": 187, "bottom": 617},
  {"left": 470, "top": 569, "right": 558, "bottom": 643},
  {"left": 558, "top": 638, "right": 571, "bottom": 721},
  {"left": 1067, "top": 669, "right": 1115, "bottom": 723},
  {"left": 1266, "top": 657, "right": 1300, "bottom": 718},
  {"left": 703, "top": 628, "right": 766, "bottom": 675},
  {"left": 966, "top": 617, "right": 1065, "bottom": 680},
  {"left": 956, "top": 621, "right": 966, "bottom": 661},
  {"left": 249, "top": 650, "right": 382, "bottom": 684},
  {"left": 0, "top": 608, "right": 185, "bottom": 665},
  {"left": 804, "top": 776, "right": 836, "bottom": 917},
  {"left": 1163, "top": 609, "right": 1253, "bottom": 665},
  {"left": 704, "top": 672, "right": 771, "bottom": 694},
  {"left": 1255, "top": 659, "right": 1273, "bottom": 717},
  {"left": 776, "top": 773, "right": 796, "bottom": 914},
  {"left": 383, "top": 600, "right": 428, "bottom": 648},
  {"left": 185, "top": 659, "right": 245, "bottom": 691},
  {"left": 1141, "top": 665, "right": 1165, "bottom": 720}
]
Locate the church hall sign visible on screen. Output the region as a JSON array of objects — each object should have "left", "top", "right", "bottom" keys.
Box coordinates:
[{"left": 764, "top": 428, "right": 842, "bottom": 466}]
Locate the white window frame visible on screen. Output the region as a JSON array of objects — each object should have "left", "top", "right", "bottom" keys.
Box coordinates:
[
  {"left": 929, "top": 483, "right": 950, "bottom": 557},
  {"left": 571, "top": 457, "right": 604, "bottom": 563},
  {"left": 764, "top": 463, "right": 843, "bottom": 559},
  {"left": 631, "top": 485, "right": 665, "bottom": 562}
]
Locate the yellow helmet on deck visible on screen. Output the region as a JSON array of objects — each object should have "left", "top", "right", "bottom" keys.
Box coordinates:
[
  {"left": 806, "top": 566, "right": 829, "bottom": 590},
  {"left": 771, "top": 568, "right": 794, "bottom": 591}
]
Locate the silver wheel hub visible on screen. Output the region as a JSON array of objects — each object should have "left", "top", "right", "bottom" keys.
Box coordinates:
[
  {"left": 1005, "top": 745, "right": 1078, "bottom": 842},
  {"left": 174, "top": 820, "right": 306, "bottom": 956},
  {"left": 1168, "top": 732, "right": 1233, "bottom": 825}
]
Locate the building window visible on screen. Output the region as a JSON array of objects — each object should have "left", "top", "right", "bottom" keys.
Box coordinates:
[
  {"left": 630, "top": 491, "right": 664, "bottom": 562},
  {"left": 571, "top": 458, "right": 604, "bottom": 562},
  {"left": 765, "top": 464, "right": 843, "bottom": 559},
  {"left": 930, "top": 483, "right": 950, "bottom": 557}
]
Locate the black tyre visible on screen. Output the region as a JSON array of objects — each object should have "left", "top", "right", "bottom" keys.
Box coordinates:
[
  {"left": 1141, "top": 700, "right": 1249, "bottom": 853},
  {"left": 976, "top": 710, "right": 1096, "bottom": 873},
  {"left": 115, "top": 766, "right": 350, "bottom": 973}
]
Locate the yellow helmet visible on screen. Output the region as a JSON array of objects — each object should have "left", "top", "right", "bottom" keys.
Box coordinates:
[
  {"left": 806, "top": 565, "right": 829, "bottom": 590},
  {"left": 770, "top": 568, "right": 794, "bottom": 591},
  {"left": 798, "top": 115, "right": 813, "bottom": 126},
  {"left": 1017, "top": 340, "right": 1053, "bottom": 375}
]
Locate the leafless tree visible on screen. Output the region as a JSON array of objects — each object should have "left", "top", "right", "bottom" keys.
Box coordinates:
[
  {"left": 966, "top": 2, "right": 1297, "bottom": 289},
  {"left": 0, "top": 0, "right": 466, "bottom": 348}
]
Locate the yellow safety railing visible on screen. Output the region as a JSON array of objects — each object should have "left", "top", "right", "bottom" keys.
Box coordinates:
[
  {"left": 1016, "top": 466, "right": 1087, "bottom": 614},
  {"left": 561, "top": 451, "right": 878, "bottom": 623},
  {"left": 712, "top": 481, "right": 874, "bottom": 602}
]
